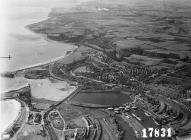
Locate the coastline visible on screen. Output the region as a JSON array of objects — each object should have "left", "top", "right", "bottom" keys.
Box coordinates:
[
  {"left": 0, "top": 8, "right": 79, "bottom": 135},
  {"left": 13, "top": 45, "right": 77, "bottom": 73},
  {"left": 0, "top": 99, "right": 21, "bottom": 134},
  {"left": 12, "top": 24, "right": 78, "bottom": 72}
]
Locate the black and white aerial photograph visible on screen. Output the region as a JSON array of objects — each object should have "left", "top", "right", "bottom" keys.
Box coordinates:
[{"left": 0, "top": 0, "right": 191, "bottom": 140}]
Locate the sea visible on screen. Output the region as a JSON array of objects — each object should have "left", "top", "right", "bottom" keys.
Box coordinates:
[{"left": 0, "top": 0, "right": 90, "bottom": 134}]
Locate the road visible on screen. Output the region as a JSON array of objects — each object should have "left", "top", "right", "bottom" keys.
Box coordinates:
[
  {"left": 48, "top": 110, "right": 66, "bottom": 131},
  {"left": 10, "top": 99, "right": 29, "bottom": 140},
  {"left": 121, "top": 113, "right": 144, "bottom": 138},
  {"left": 153, "top": 65, "right": 191, "bottom": 83},
  {"left": 101, "top": 118, "right": 117, "bottom": 140},
  {"left": 44, "top": 121, "right": 58, "bottom": 140}
]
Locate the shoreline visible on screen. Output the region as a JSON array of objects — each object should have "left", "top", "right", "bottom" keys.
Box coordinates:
[
  {"left": 2, "top": 23, "right": 78, "bottom": 74},
  {"left": 0, "top": 99, "right": 22, "bottom": 134},
  {"left": 13, "top": 47, "right": 76, "bottom": 73},
  {"left": 11, "top": 41, "right": 77, "bottom": 73},
  {"left": 0, "top": 11, "right": 80, "bottom": 133}
]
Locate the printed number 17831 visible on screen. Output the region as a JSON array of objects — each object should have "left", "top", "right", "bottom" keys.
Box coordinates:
[{"left": 142, "top": 128, "right": 172, "bottom": 138}]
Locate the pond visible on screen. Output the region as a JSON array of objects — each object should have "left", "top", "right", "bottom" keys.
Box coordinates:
[{"left": 71, "top": 91, "right": 132, "bottom": 106}]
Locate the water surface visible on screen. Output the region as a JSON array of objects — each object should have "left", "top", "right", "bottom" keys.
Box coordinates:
[
  {"left": 0, "top": 0, "right": 87, "bottom": 134},
  {"left": 0, "top": 100, "right": 21, "bottom": 133},
  {"left": 71, "top": 91, "right": 132, "bottom": 106},
  {"left": 2, "top": 0, "right": 79, "bottom": 72}
]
